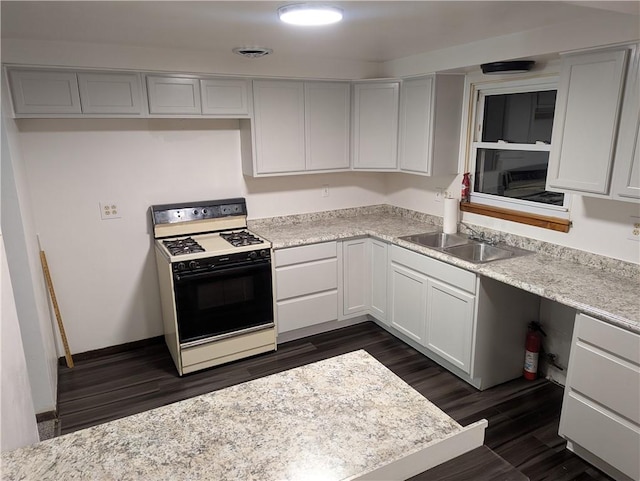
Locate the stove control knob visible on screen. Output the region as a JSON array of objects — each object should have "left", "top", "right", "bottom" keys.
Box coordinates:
[
  {"left": 260, "top": 249, "right": 268, "bottom": 257},
  {"left": 193, "top": 210, "right": 198, "bottom": 216},
  {"left": 188, "top": 260, "right": 198, "bottom": 269},
  {"left": 176, "top": 262, "right": 186, "bottom": 271},
  {"left": 248, "top": 251, "right": 258, "bottom": 260}
]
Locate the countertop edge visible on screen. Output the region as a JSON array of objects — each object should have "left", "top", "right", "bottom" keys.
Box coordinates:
[{"left": 250, "top": 220, "right": 640, "bottom": 335}]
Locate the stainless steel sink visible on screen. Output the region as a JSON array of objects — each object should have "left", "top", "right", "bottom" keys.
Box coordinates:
[
  {"left": 443, "top": 242, "right": 516, "bottom": 263},
  {"left": 399, "top": 231, "right": 534, "bottom": 264},
  {"left": 399, "top": 232, "right": 472, "bottom": 249}
]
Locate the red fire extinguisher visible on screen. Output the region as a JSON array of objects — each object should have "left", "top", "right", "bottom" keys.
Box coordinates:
[
  {"left": 524, "top": 321, "right": 546, "bottom": 380},
  {"left": 461, "top": 173, "right": 471, "bottom": 203}
]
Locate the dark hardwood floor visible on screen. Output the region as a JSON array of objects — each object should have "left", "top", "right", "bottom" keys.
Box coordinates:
[{"left": 57, "top": 322, "right": 613, "bottom": 480}]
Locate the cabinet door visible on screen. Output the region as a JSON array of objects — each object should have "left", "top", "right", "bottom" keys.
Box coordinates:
[
  {"left": 9, "top": 69, "right": 81, "bottom": 114},
  {"left": 389, "top": 263, "right": 427, "bottom": 343},
  {"left": 352, "top": 82, "right": 399, "bottom": 170},
  {"left": 425, "top": 278, "right": 475, "bottom": 374},
  {"left": 611, "top": 44, "right": 640, "bottom": 201},
  {"left": 78, "top": 73, "right": 143, "bottom": 115},
  {"left": 147, "top": 76, "right": 201, "bottom": 115},
  {"left": 399, "top": 76, "right": 434, "bottom": 174},
  {"left": 370, "top": 239, "right": 388, "bottom": 323},
  {"left": 305, "top": 82, "right": 350, "bottom": 171},
  {"left": 547, "top": 49, "right": 628, "bottom": 195},
  {"left": 253, "top": 80, "right": 306, "bottom": 174},
  {"left": 200, "top": 79, "right": 250, "bottom": 116},
  {"left": 342, "top": 238, "right": 369, "bottom": 318}
]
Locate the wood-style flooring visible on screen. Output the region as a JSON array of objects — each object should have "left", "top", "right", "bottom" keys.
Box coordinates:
[{"left": 57, "top": 322, "right": 613, "bottom": 480}]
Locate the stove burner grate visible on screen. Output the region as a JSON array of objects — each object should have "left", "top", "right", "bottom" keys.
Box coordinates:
[
  {"left": 220, "top": 230, "right": 265, "bottom": 247},
  {"left": 163, "top": 237, "right": 205, "bottom": 256}
]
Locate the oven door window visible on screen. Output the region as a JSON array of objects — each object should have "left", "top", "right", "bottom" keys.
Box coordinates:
[{"left": 173, "top": 262, "right": 273, "bottom": 344}]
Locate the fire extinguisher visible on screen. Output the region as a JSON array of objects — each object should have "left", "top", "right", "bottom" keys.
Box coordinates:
[
  {"left": 461, "top": 173, "right": 471, "bottom": 203},
  {"left": 524, "top": 321, "right": 546, "bottom": 380}
]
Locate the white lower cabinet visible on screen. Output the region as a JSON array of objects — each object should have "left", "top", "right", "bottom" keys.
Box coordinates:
[
  {"left": 389, "top": 262, "right": 429, "bottom": 344},
  {"left": 426, "top": 278, "right": 475, "bottom": 373},
  {"left": 340, "top": 237, "right": 388, "bottom": 322},
  {"left": 369, "top": 238, "right": 388, "bottom": 323},
  {"left": 559, "top": 313, "right": 640, "bottom": 481},
  {"left": 387, "top": 245, "right": 538, "bottom": 389},
  {"left": 341, "top": 238, "right": 370, "bottom": 318},
  {"left": 389, "top": 246, "right": 475, "bottom": 372},
  {"left": 274, "top": 242, "right": 338, "bottom": 335}
]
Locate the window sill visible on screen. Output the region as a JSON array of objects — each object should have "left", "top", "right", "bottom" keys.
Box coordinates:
[{"left": 459, "top": 201, "right": 570, "bottom": 233}]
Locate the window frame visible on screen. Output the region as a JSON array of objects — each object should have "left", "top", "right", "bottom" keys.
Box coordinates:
[{"left": 467, "top": 76, "right": 570, "bottom": 220}]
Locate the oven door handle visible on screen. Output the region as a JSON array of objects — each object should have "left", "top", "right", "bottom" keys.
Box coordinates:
[{"left": 173, "top": 261, "right": 269, "bottom": 283}]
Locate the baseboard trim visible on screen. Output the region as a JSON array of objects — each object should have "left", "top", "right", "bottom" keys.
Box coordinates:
[
  {"left": 58, "top": 335, "right": 164, "bottom": 366},
  {"left": 36, "top": 410, "right": 57, "bottom": 422}
]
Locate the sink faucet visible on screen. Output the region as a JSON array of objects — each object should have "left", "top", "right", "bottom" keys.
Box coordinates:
[{"left": 462, "top": 224, "right": 497, "bottom": 245}]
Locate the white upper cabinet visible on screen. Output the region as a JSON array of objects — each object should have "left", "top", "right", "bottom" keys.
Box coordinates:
[
  {"left": 547, "top": 47, "right": 628, "bottom": 196},
  {"left": 244, "top": 80, "right": 351, "bottom": 176},
  {"left": 8, "top": 69, "right": 81, "bottom": 115},
  {"left": 147, "top": 76, "right": 202, "bottom": 115},
  {"left": 305, "top": 82, "right": 350, "bottom": 171},
  {"left": 200, "top": 78, "right": 251, "bottom": 117},
  {"left": 6, "top": 68, "right": 254, "bottom": 118},
  {"left": 398, "top": 74, "right": 464, "bottom": 176},
  {"left": 251, "top": 80, "right": 306, "bottom": 174},
  {"left": 611, "top": 44, "right": 640, "bottom": 201},
  {"left": 78, "top": 72, "right": 143, "bottom": 115},
  {"left": 352, "top": 82, "right": 400, "bottom": 170}
]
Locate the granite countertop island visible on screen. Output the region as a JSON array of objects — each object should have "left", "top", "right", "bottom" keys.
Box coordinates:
[
  {"left": 1, "top": 351, "right": 486, "bottom": 481},
  {"left": 249, "top": 206, "right": 640, "bottom": 334}
]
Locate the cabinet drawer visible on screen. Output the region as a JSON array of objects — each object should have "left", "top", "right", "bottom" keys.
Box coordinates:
[
  {"left": 276, "top": 258, "right": 337, "bottom": 300},
  {"left": 277, "top": 290, "right": 338, "bottom": 333},
  {"left": 181, "top": 328, "right": 275, "bottom": 367},
  {"left": 570, "top": 342, "right": 640, "bottom": 424},
  {"left": 274, "top": 242, "right": 337, "bottom": 267},
  {"left": 576, "top": 313, "right": 640, "bottom": 364},
  {"left": 562, "top": 393, "right": 640, "bottom": 481},
  {"left": 391, "top": 245, "right": 476, "bottom": 293}
]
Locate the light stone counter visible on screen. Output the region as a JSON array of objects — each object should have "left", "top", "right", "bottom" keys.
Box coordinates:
[
  {"left": 249, "top": 206, "right": 640, "bottom": 334},
  {"left": 1, "top": 351, "right": 486, "bottom": 481}
]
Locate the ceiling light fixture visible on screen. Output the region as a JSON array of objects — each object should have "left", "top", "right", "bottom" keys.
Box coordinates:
[
  {"left": 481, "top": 60, "right": 535, "bottom": 75},
  {"left": 278, "top": 4, "right": 343, "bottom": 26},
  {"left": 233, "top": 47, "right": 273, "bottom": 59}
]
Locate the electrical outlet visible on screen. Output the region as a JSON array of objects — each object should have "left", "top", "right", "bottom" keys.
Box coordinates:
[
  {"left": 100, "top": 202, "right": 121, "bottom": 220},
  {"left": 629, "top": 216, "right": 640, "bottom": 242},
  {"left": 435, "top": 188, "right": 444, "bottom": 203},
  {"left": 322, "top": 185, "right": 330, "bottom": 198}
]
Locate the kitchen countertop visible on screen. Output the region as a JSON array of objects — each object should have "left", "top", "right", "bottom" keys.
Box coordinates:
[
  {"left": 1, "top": 350, "right": 485, "bottom": 481},
  {"left": 249, "top": 207, "right": 640, "bottom": 334}
]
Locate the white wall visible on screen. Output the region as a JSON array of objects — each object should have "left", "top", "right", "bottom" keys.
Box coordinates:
[
  {"left": 1, "top": 94, "right": 58, "bottom": 414},
  {"left": 1, "top": 233, "right": 40, "bottom": 451},
  {"left": 15, "top": 118, "right": 387, "bottom": 353},
  {"left": 381, "top": 11, "right": 640, "bottom": 77}
]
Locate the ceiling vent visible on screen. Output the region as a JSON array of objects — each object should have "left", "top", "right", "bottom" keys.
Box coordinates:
[
  {"left": 481, "top": 60, "right": 535, "bottom": 75},
  {"left": 232, "top": 47, "right": 273, "bottom": 59}
]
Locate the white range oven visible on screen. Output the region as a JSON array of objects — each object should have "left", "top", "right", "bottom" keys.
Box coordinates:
[{"left": 151, "top": 198, "right": 276, "bottom": 375}]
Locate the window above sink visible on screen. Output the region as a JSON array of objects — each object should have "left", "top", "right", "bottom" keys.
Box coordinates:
[{"left": 463, "top": 75, "right": 572, "bottom": 233}]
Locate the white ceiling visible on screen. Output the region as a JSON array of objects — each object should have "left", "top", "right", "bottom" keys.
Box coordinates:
[{"left": 1, "top": 1, "right": 639, "bottom": 64}]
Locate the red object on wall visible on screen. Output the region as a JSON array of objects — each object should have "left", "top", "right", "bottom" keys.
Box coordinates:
[
  {"left": 461, "top": 173, "right": 470, "bottom": 202},
  {"left": 523, "top": 322, "right": 545, "bottom": 380}
]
